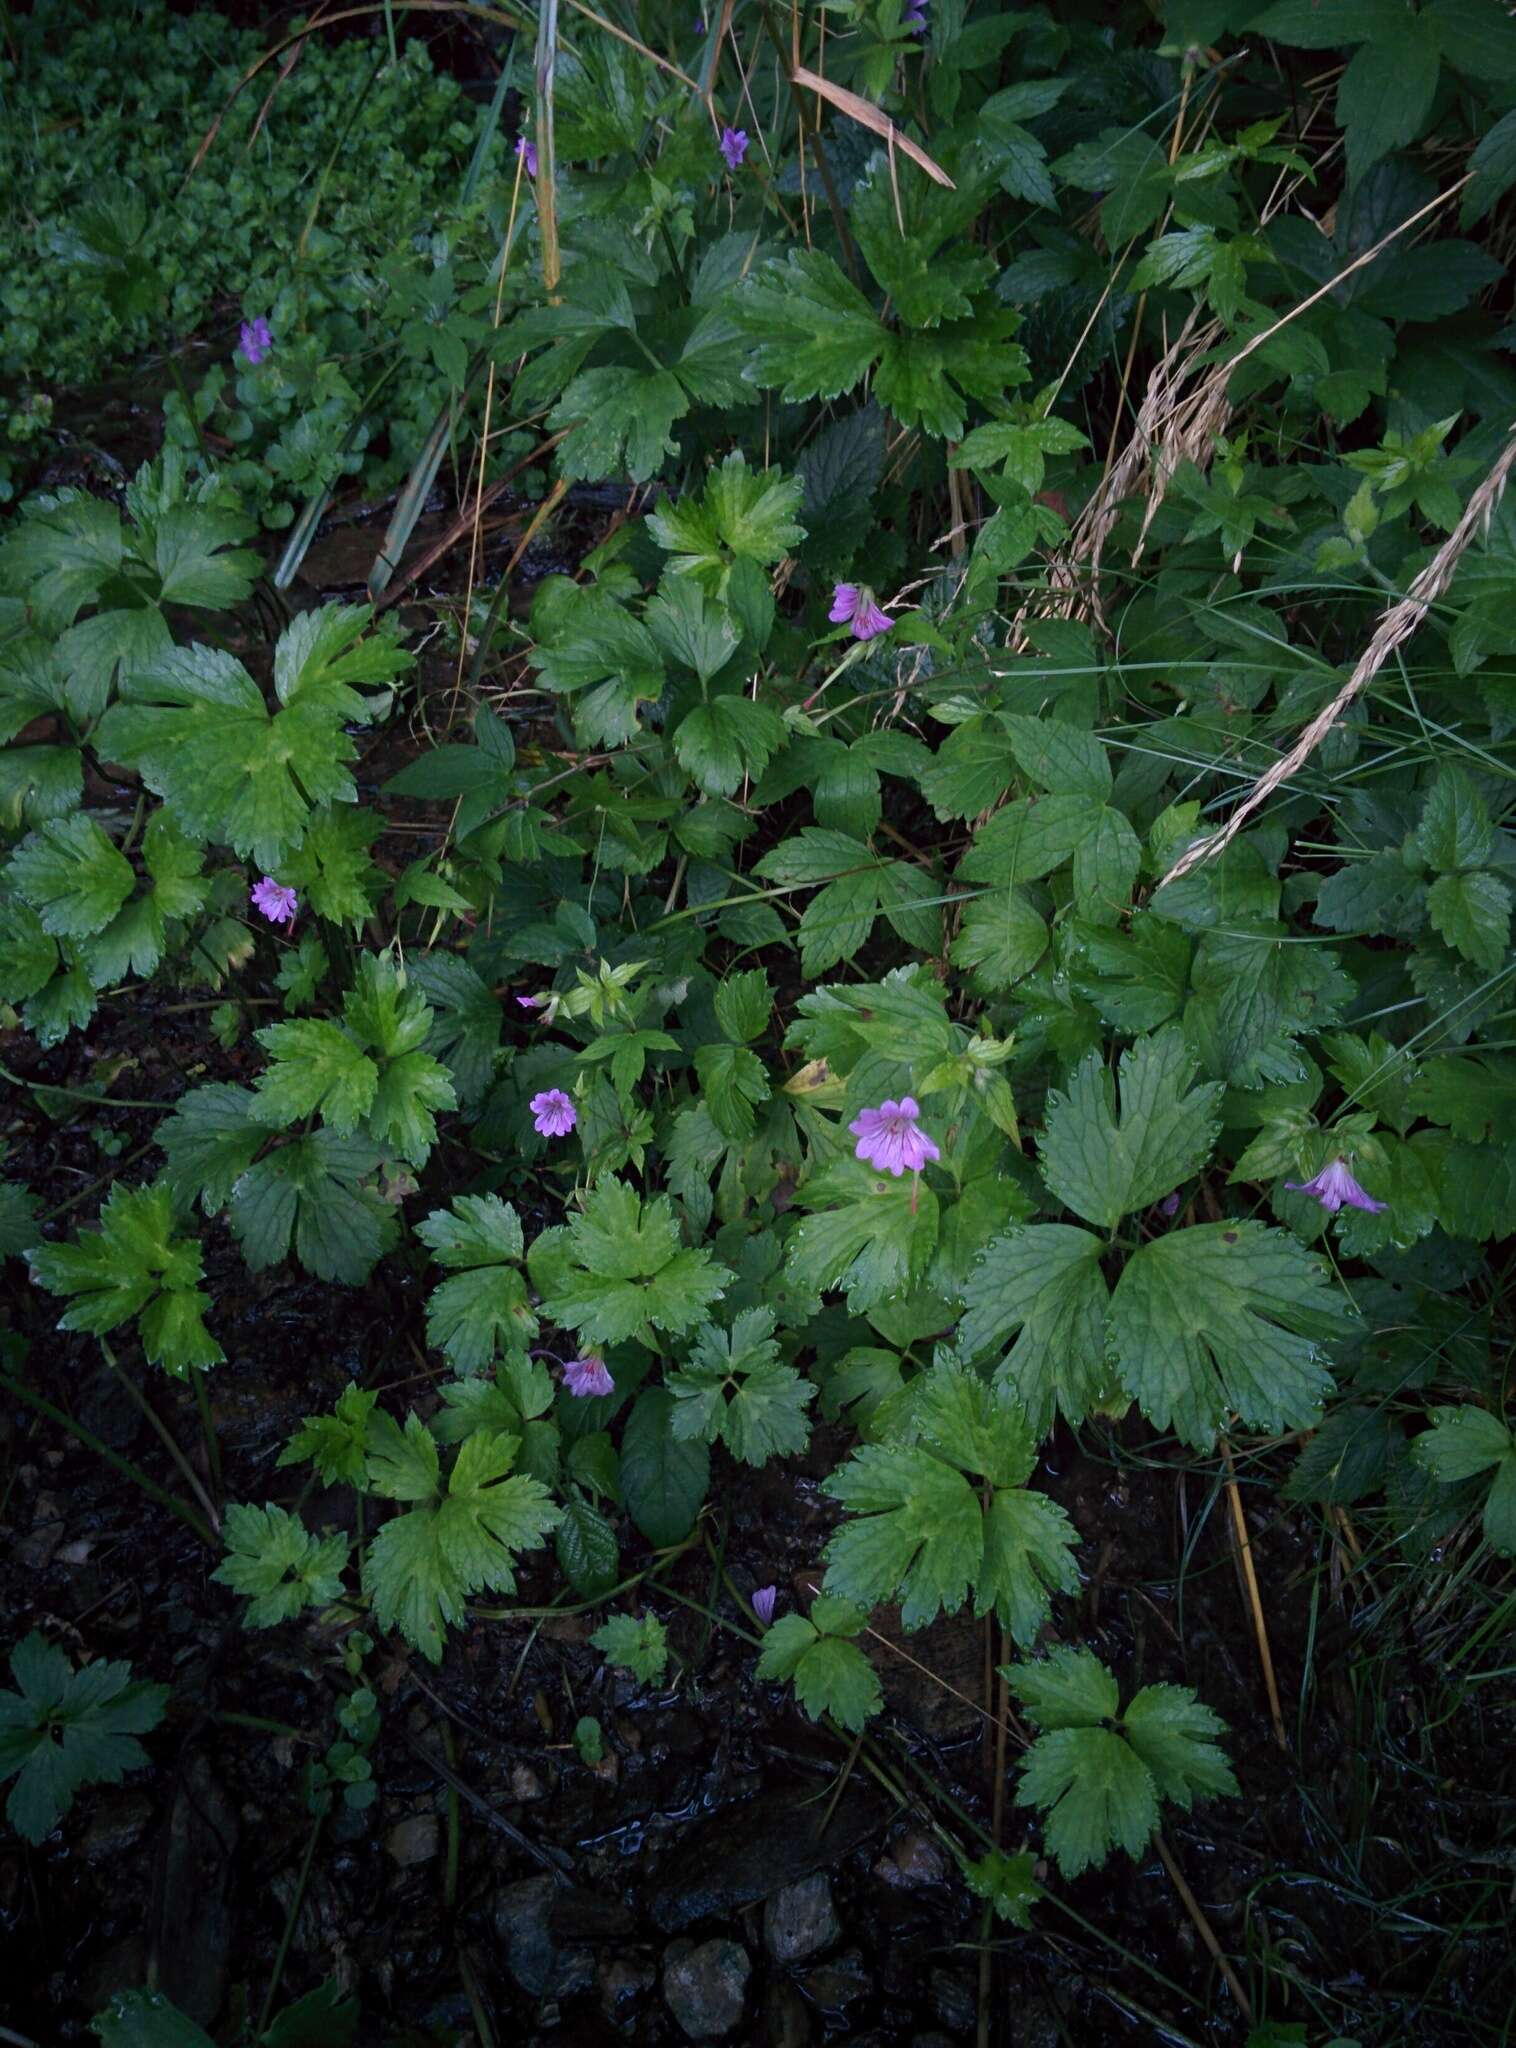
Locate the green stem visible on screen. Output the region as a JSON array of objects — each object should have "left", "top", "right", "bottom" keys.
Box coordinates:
[
  {"left": 443, "top": 1720, "right": 462, "bottom": 1914},
  {"left": 0, "top": 1060, "right": 177, "bottom": 1113},
  {"left": 100, "top": 1343, "right": 221, "bottom": 1539},
  {"left": 0, "top": 1371, "right": 215, "bottom": 1548},
  {"left": 258, "top": 1810, "right": 323, "bottom": 2035},
  {"left": 192, "top": 1366, "right": 223, "bottom": 1505}
]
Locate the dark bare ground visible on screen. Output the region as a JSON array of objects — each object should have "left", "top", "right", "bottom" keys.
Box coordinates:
[{"left": 4, "top": 998, "right": 1513, "bottom": 2047}]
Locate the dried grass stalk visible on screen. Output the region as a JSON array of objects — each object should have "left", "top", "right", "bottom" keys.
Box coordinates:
[{"left": 1160, "top": 421, "right": 1516, "bottom": 887}]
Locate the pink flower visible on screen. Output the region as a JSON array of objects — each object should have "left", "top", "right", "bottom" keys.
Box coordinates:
[
  {"left": 849, "top": 1097, "right": 939, "bottom": 1177},
  {"left": 563, "top": 1355, "right": 614, "bottom": 1398},
  {"left": 752, "top": 1585, "right": 777, "bottom": 1625},
  {"left": 530, "top": 1088, "right": 577, "bottom": 1138},
  {"left": 517, "top": 136, "right": 538, "bottom": 177},
  {"left": 720, "top": 127, "right": 748, "bottom": 171},
  {"left": 250, "top": 877, "right": 297, "bottom": 926},
  {"left": 1285, "top": 1158, "right": 1387, "bottom": 1215},
  {"left": 237, "top": 317, "right": 273, "bottom": 366},
  {"left": 829, "top": 583, "right": 894, "bottom": 642},
  {"left": 516, "top": 994, "right": 545, "bottom": 1009}
]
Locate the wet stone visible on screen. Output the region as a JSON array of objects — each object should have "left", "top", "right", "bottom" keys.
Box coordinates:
[
  {"left": 662, "top": 1936, "right": 752, "bottom": 2039},
  {"left": 763, "top": 1873, "right": 840, "bottom": 1963},
  {"left": 763, "top": 1976, "right": 812, "bottom": 2048},
  {"left": 385, "top": 1813, "right": 439, "bottom": 1867},
  {"left": 81, "top": 1789, "right": 153, "bottom": 1863},
  {"left": 798, "top": 1947, "right": 871, "bottom": 2016},
  {"left": 598, "top": 1950, "right": 657, "bottom": 2024},
  {"left": 876, "top": 1827, "right": 949, "bottom": 1890},
  {"left": 493, "top": 1875, "right": 592, "bottom": 1999},
  {"left": 929, "top": 1968, "right": 978, "bottom": 2036},
  {"left": 649, "top": 1780, "right": 888, "bottom": 1932}
]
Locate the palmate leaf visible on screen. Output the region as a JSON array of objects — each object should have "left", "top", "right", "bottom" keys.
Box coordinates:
[
  {"left": 591, "top": 1611, "right": 670, "bottom": 1683},
  {"left": 731, "top": 248, "right": 884, "bottom": 404},
  {"left": 822, "top": 1367, "right": 1076, "bottom": 1639},
  {"left": 228, "top": 1131, "right": 398, "bottom": 1285},
  {"left": 537, "top": 1178, "right": 731, "bottom": 1346},
  {"left": 785, "top": 1159, "right": 941, "bottom": 1315},
  {"left": 755, "top": 1596, "right": 882, "bottom": 1733},
  {"left": 418, "top": 1194, "right": 538, "bottom": 1373},
  {"left": 959, "top": 1225, "right": 1113, "bottom": 1432},
  {"left": 648, "top": 452, "right": 806, "bottom": 584},
  {"left": 362, "top": 1427, "right": 560, "bottom": 1662},
  {"left": 95, "top": 606, "right": 401, "bottom": 869},
  {"left": 0, "top": 1633, "right": 168, "bottom": 1846},
  {"left": 1006, "top": 1646, "right": 1236, "bottom": 1878},
  {"left": 1109, "top": 1221, "right": 1351, "bottom": 1449},
  {"left": 1038, "top": 1028, "right": 1222, "bottom": 1229},
  {"left": 1413, "top": 1406, "right": 1516, "bottom": 1555},
  {"left": 82, "top": 813, "right": 209, "bottom": 987},
  {"left": 211, "top": 1503, "right": 350, "bottom": 1628},
  {"left": 528, "top": 581, "right": 665, "bottom": 747},
  {"left": 6, "top": 814, "right": 135, "bottom": 940},
  {"left": 667, "top": 1307, "right": 815, "bottom": 1466},
  {"left": 28, "top": 1182, "right": 222, "bottom": 1375},
  {"left": 406, "top": 954, "right": 504, "bottom": 1110},
  {"left": 278, "top": 1382, "right": 379, "bottom": 1487}
]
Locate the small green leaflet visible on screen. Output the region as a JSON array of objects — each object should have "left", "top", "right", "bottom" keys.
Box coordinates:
[
  {"left": 0, "top": 1633, "right": 168, "bottom": 1845},
  {"left": 406, "top": 953, "right": 504, "bottom": 1111},
  {"left": 692, "top": 1041, "right": 771, "bottom": 1140},
  {"left": 619, "top": 1387, "right": 710, "bottom": 1547},
  {"left": 6, "top": 814, "right": 134, "bottom": 940},
  {"left": 1007, "top": 1645, "right": 1237, "bottom": 1878},
  {"left": 211, "top": 1503, "right": 350, "bottom": 1628},
  {"left": 536, "top": 1177, "right": 731, "bottom": 1346},
  {"left": 361, "top": 1427, "right": 560, "bottom": 1662},
  {"left": 0, "top": 1181, "right": 40, "bottom": 1260},
  {"left": 647, "top": 452, "right": 806, "bottom": 586},
  {"left": 755, "top": 828, "right": 941, "bottom": 975},
  {"left": 383, "top": 703, "right": 516, "bottom": 841},
  {"left": 755, "top": 1595, "right": 883, "bottom": 1733},
  {"left": 591, "top": 1611, "right": 670, "bottom": 1683},
  {"left": 278, "top": 1382, "right": 379, "bottom": 1487},
  {"left": 1038, "top": 1027, "right": 1222, "bottom": 1229},
  {"left": 785, "top": 1159, "right": 940, "bottom": 1315},
  {"left": 528, "top": 580, "right": 664, "bottom": 747},
  {"left": 28, "top": 1182, "right": 223, "bottom": 1375},
  {"left": 821, "top": 1366, "right": 1077, "bottom": 1639},
  {"left": 94, "top": 604, "right": 404, "bottom": 869},
  {"left": 957, "top": 790, "right": 1139, "bottom": 928},
  {"left": 418, "top": 1194, "right": 538, "bottom": 1374},
  {"left": 1413, "top": 1407, "right": 1516, "bottom": 1555},
  {"left": 228, "top": 1130, "right": 399, "bottom": 1285},
  {"left": 667, "top": 1307, "right": 816, "bottom": 1465},
  {"left": 1109, "top": 1221, "right": 1350, "bottom": 1449},
  {"left": 958, "top": 1225, "right": 1111, "bottom": 1434},
  {"left": 959, "top": 1847, "right": 1043, "bottom": 1928}
]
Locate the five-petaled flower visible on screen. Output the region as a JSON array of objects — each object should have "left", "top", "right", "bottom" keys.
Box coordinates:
[
  {"left": 563, "top": 1355, "right": 614, "bottom": 1398},
  {"left": 849, "top": 1097, "right": 940, "bottom": 1177},
  {"left": 829, "top": 583, "right": 894, "bottom": 642},
  {"left": 238, "top": 317, "right": 273, "bottom": 366},
  {"left": 516, "top": 136, "right": 538, "bottom": 177},
  {"left": 250, "top": 877, "right": 297, "bottom": 926},
  {"left": 720, "top": 127, "right": 748, "bottom": 171},
  {"left": 530, "top": 1088, "right": 577, "bottom": 1138},
  {"left": 752, "top": 1585, "right": 777, "bottom": 1626},
  {"left": 1285, "top": 1157, "right": 1387, "bottom": 1215}
]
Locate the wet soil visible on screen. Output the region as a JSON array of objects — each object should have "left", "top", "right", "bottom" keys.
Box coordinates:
[{"left": 5, "top": 994, "right": 1514, "bottom": 2048}]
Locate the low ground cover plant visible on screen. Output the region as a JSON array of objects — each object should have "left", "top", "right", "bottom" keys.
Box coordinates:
[{"left": 3, "top": 0, "right": 1516, "bottom": 2038}]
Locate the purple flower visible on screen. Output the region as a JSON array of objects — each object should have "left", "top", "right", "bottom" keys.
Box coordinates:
[
  {"left": 1285, "top": 1157, "right": 1387, "bottom": 1215},
  {"left": 516, "top": 136, "right": 538, "bottom": 178},
  {"left": 1159, "top": 1191, "right": 1181, "bottom": 1218},
  {"left": 530, "top": 1088, "right": 577, "bottom": 1138},
  {"left": 902, "top": 0, "right": 928, "bottom": 30},
  {"left": 829, "top": 583, "right": 894, "bottom": 642},
  {"left": 563, "top": 1354, "right": 614, "bottom": 1398},
  {"left": 719, "top": 127, "right": 748, "bottom": 171},
  {"left": 516, "top": 994, "right": 546, "bottom": 1009},
  {"left": 237, "top": 316, "right": 273, "bottom": 366},
  {"left": 250, "top": 877, "right": 297, "bottom": 926},
  {"left": 849, "top": 1097, "right": 940, "bottom": 1177},
  {"left": 752, "top": 1585, "right": 777, "bottom": 1626}
]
